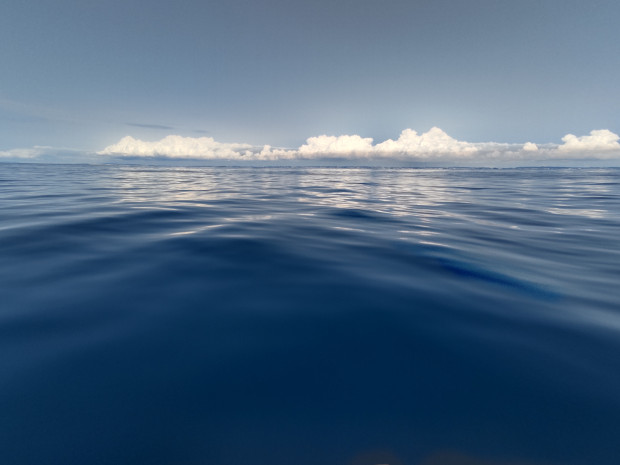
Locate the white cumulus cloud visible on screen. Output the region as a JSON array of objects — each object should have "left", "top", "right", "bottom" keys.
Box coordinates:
[
  {"left": 298, "top": 134, "right": 375, "bottom": 156},
  {"left": 91, "top": 127, "right": 620, "bottom": 165},
  {"left": 558, "top": 129, "right": 620, "bottom": 152},
  {"left": 100, "top": 135, "right": 257, "bottom": 159},
  {"left": 99, "top": 127, "right": 486, "bottom": 160},
  {"left": 375, "top": 127, "right": 478, "bottom": 156}
]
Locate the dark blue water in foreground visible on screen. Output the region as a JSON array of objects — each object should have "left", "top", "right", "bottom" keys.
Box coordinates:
[{"left": 1, "top": 164, "right": 619, "bottom": 465}]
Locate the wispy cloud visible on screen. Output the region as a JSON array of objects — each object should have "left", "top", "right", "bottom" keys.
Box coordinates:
[
  {"left": 0, "top": 146, "right": 100, "bottom": 163},
  {"left": 125, "top": 122, "right": 176, "bottom": 130},
  {"left": 0, "top": 97, "right": 76, "bottom": 124},
  {"left": 0, "top": 147, "right": 46, "bottom": 159},
  {"left": 98, "top": 127, "right": 620, "bottom": 164}
]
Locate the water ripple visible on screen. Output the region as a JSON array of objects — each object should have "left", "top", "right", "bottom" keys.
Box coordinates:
[{"left": 1, "top": 164, "right": 619, "bottom": 465}]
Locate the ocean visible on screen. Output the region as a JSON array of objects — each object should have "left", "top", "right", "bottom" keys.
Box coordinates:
[{"left": 1, "top": 164, "right": 619, "bottom": 465}]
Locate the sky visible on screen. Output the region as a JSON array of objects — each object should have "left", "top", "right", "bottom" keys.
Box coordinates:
[{"left": 1, "top": 0, "right": 619, "bottom": 164}]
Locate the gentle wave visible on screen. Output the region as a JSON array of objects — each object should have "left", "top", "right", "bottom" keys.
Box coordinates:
[{"left": 1, "top": 164, "right": 619, "bottom": 465}]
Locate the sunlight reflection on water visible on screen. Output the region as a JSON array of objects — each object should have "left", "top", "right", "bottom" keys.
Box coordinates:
[{"left": 0, "top": 164, "right": 619, "bottom": 465}]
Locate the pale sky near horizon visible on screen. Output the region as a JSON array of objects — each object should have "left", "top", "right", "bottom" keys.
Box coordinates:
[{"left": 1, "top": 0, "right": 619, "bottom": 153}]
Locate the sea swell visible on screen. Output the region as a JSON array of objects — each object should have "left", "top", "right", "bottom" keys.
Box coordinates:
[{"left": 1, "top": 164, "right": 619, "bottom": 465}]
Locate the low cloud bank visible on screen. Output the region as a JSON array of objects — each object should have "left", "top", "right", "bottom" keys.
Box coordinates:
[
  {"left": 3, "top": 128, "right": 619, "bottom": 165},
  {"left": 99, "top": 127, "right": 620, "bottom": 164},
  {"left": 100, "top": 135, "right": 256, "bottom": 159},
  {"left": 0, "top": 146, "right": 101, "bottom": 164},
  {"left": 0, "top": 147, "right": 48, "bottom": 159}
]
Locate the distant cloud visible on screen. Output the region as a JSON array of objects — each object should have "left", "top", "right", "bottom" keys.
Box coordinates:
[
  {"left": 0, "top": 97, "right": 77, "bottom": 124},
  {"left": 0, "top": 146, "right": 99, "bottom": 163},
  {"left": 558, "top": 129, "right": 620, "bottom": 152},
  {"left": 0, "top": 146, "right": 48, "bottom": 159},
  {"left": 299, "top": 134, "right": 374, "bottom": 155},
  {"left": 126, "top": 122, "right": 176, "bottom": 130},
  {"left": 101, "top": 135, "right": 256, "bottom": 159},
  {"left": 375, "top": 127, "right": 478, "bottom": 156},
  {"left": 99, "top": 127, "right": 620, "bottom": 164},
  {"left": 4, "top": 128, "right": 620, "bottom": 166}
]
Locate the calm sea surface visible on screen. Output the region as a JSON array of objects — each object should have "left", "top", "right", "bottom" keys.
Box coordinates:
[{"left": 1, "top": 164, "right": 619, "bottom": 465}]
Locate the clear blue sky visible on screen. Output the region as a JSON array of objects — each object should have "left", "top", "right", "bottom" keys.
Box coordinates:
[{"left": 1, "top": 0, "right": 619, "bottom": 151}]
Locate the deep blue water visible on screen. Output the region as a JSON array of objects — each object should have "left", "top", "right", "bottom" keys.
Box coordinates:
[{"left": 1, "top": 164, "right": 620, "bottom": 465}]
